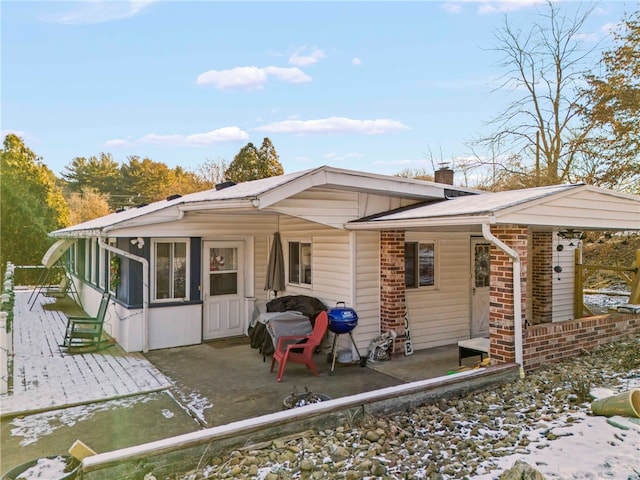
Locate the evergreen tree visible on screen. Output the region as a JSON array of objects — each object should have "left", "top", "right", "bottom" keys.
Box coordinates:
[
  {"left": 225, "top": 138, "right": 284, "bottom": 183},
  {"left": 580, "top": 10, "right": 640, "bottom": 193},
  {"left": 0, "top": 134, "right": 69, "bottom": 267}
]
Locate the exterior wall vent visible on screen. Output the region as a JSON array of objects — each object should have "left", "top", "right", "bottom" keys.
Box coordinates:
[{"left": 215, "top": 181, "right": 237, "bottom": 190}]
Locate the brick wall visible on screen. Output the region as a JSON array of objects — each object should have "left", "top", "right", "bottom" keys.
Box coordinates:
[
  {"left": 523, "top": 312, "right": 640, "bottom": 371},
  {"left": 531, "top": 232, "right": 553, "bottom": 324},
  {"left": 379, "top": 230, "right": 406, "bottom": 355},
  {"left": 489, "top": 225, "right": 528, "bottom": 364}
]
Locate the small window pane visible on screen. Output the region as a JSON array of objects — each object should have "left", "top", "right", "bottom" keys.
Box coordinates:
[
  {"left": 301, "top": 243, "right": 311, "bottom": 284},
  {"left": 173, "top": 243, "right": 187, "bottom": 298},
  {"left": 418, "top": 243, "right": 435, "bottom": 287},
  {"left": 405, "top": 243, "right": 416, "bottom": 288},
  {"left": 156, "top": 243, "right": 171, "bottom": 299},
  {"left": 475, "top": 244, "right": 490, "bottom": 288},
  {"left": 210, "top": 273, "right": 238, "bottom": 296},
  {"left": 209, "top": 247, "right": 238, "bottom": 296},
  {"left": 289, "top": 242, "right": 300, "bottom": 283}
]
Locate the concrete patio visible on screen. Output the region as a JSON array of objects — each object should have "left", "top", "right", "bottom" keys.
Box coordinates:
[{"left": 1, "top": 290, "right": 504, "bottom": 477}]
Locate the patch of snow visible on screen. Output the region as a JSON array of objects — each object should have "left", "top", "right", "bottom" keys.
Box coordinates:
[
  {"left": 161, "top": 409, "right": 174, "bottom": 419},
  {"left": 165, "top": 388, "right": 212, "bottom": 426},
  {"left": 11, "top": 456, "right": 73, "bottom": 479},
  {"left": 475, "top": 415, "right": 640, "bottom": 479},
  {"left": 10, "top": 394, "right": 158, "bottom": 446}
]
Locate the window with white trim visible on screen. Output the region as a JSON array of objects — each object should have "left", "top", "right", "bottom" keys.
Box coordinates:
[
  {"left": 69, "top": 241, "right": 77, "bottom": 275},
  {"left": 405, "top": 242, "right": 436, "bottom": 288},
  {"left": 288, "top": 241, "right": 311, "bottom": 286},
  {"left": 107, "top": 238, "right": 117, "bottom": 294},
  {"left": 90, "top": 238, "right": 98, "bottom": 285},
  {"left": 153, "top": 239, "right": 189, "bottom": 301},
  {"left": 98, "top": 244, "right": 106, "bottom": 289}
]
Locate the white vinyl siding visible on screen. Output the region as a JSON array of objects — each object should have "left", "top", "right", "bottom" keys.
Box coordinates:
[
  {"left": 552, "top": 231, "right": 577, "bottom": 322},
  {"left": 353, "top": 231, "right": 381, "bottom": 352},
  {"left": 499, "top": 189, "right": 640, "bottom": 229},
  {"left": 405, "top": 233, "right": 471, "bottom": 350}
]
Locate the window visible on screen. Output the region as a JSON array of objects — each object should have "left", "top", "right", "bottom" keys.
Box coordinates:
[
  {"left": 208, "top": 247, "right": 238, "bottom": 296},
  {"left": 474, "top": 243, "right": 490, "bottom": 288},
  {"left": 153, "top": 240, "right": 189, "bottom": 301},
  {"left": 405, "top": 242, "right": 435, "bottom": 288},
  {"left": 98, "top": 244, "right": 106, "bottom": 289},
  {"left": 289, "top": 241, "right": 311, "bottom": 286},
  {"left": 69, "top": 241, "right": 77, "bottom": 274},
  {"left": 85, "top": 239, "right": 92, "bottom": 282},
  {"left": 90, "top": 238, "right": 99, "bottom": 285},
  {"left": 107, "top": 238, "right": 118, "bottom": 294}
]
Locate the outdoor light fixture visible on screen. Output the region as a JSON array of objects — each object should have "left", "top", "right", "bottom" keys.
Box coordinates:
[
  {"left": 130, "top": 237, "right": 145, "bottom": 249},
  {"left": 557, "top": 229, "right": 584, "bottom": 246}
]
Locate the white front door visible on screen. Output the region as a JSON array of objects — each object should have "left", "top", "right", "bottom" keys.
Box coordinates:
[
  {"left": 471, "top": 239, "right": 491, "bottom": 338},
  {"left": 203, "top": 241, "right": 244, "bottom": 340}
]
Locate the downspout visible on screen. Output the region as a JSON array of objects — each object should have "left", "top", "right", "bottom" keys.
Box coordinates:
[
  {"left": 481, "top": 223, "right": 525, "bottom": 379},
  {"left": 98, "top": 237, "right": 150, "bottom": 353}
]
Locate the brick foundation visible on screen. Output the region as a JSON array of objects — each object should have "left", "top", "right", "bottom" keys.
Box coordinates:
[{"left": 379, "top": 230, "right": 406, "bottom": 354}]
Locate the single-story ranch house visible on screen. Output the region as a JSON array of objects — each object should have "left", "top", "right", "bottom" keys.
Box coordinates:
[{"left": 48, "top": 166, "right": 640, "bottom": 373}]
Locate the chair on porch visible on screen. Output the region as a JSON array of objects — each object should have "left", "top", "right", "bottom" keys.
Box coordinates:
[
  {"left": 60, "top": 291, "right": 111, "bottom": 352},
  {"left": 42, "top": 275, "right": 70, "bottom": 298},
  {"left": 270, "top": 311, "right": 328, "bottom": 382}
]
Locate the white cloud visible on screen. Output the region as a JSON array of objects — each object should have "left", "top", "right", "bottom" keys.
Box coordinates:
[
  {"left": 106, "top": 127, "right": 249, "bottom": 147},
  {"left": 289, "top": 47, "right": 326, "bottom": 67},
  {"left": 256, "top": 117, "right": 409, "bottom": 135},
  {"left": 441, "top": 2, "right": 462, "bottom": 14},
  {"left": 352, "top": 57, "right": 362, "bottom": 66},
  {"left": 45, "top": 0, "right": 155, "bottom": 25},
  {"left": 104, "top": 139, "right": 131, "bottom": 148},
  {"left": 196, "top": 66, "right": 311, "bottom": 90},
  {"left": 441, "top": 0, "right": 542, "bottom": 15},
  {"left": 263, "top": 66, "right": 311, "bottom": 84},
  {"left": 476, "top": 0, "right": 543, "bottom": 15}
]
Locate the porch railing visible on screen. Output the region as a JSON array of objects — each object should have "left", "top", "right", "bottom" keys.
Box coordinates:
[
  {"left": 1, "top": 262, "right": 16, "bottom": 395},
  {"left": 574, "top": 249, "right": 640, "bottom": 317}
]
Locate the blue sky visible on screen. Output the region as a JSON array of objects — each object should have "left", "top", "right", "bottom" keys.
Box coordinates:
[{"left": 2, "top": 1, "right": 632, "bottom": 180}]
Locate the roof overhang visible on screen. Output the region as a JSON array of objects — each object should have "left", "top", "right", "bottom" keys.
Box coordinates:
[{"left": 346, "top": 184, "right": 640, "bottom": 232}]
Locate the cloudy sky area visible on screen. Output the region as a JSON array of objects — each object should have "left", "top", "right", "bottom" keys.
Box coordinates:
[{"left": 2, "top": 1, "right": 632, "bottom": 179}]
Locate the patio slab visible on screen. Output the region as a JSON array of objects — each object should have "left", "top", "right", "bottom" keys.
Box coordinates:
[{"left": 1, "top": 290, "right": 484, "bottom": 477}]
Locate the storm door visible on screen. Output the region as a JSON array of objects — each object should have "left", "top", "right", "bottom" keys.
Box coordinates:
[
  {"left": 471, "top": 238, "right": 491, "bottom": 337},
  {"left": 202, "top": 241, "right": 244, "bottom": 340}
]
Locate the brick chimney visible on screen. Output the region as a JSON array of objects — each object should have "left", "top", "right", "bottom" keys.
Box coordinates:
[{"left": 434, "top": 165, "right": 454, "bottom": 185}]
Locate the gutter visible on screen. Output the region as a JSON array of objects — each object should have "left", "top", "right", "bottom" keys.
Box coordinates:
[
  {"left": 345, "top": 215, "right": 495, "bottom": 230},
  {"left": 481, "top": 223, "right": 525, "bottom": 379},
  {"left": 98, "top": 237, "right": 150, "bottom": 353}
]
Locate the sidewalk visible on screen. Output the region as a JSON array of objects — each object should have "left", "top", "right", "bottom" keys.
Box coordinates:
[{"left": 0, "top": 291, "right": 172, "bottom": 418}]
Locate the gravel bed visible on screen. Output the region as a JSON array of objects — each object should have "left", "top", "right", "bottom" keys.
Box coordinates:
[{"left": 177, "top": 336, "right": 640, "bottom": 480}]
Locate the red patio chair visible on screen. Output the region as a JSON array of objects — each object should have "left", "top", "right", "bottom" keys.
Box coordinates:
[{"left": 270, "top": 311, "right": 328, "bottom": 382}]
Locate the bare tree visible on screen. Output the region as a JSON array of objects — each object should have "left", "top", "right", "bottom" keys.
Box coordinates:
[
  {"left": 471, "top": 1, "right": 597, "bottom": 188},
  {"left": 195, "top": 156, "right": 229, "bottom": 187}
]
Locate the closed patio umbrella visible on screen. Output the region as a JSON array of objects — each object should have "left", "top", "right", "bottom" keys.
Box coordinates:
[{"left": 265, "top": 232, "right": 285, "bottom": 296}]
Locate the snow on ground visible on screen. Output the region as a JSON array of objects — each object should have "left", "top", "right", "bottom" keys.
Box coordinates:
[
  {"left": 9, "top": 394, "right": 159, "bottom": 446},
  {"left": 475, "top": 414, "right": 640, "bottom": 479}
]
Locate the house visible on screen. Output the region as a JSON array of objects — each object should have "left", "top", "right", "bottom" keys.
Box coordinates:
[{"left": 49, "top": 165, "right": 640, "bottom": 372}]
